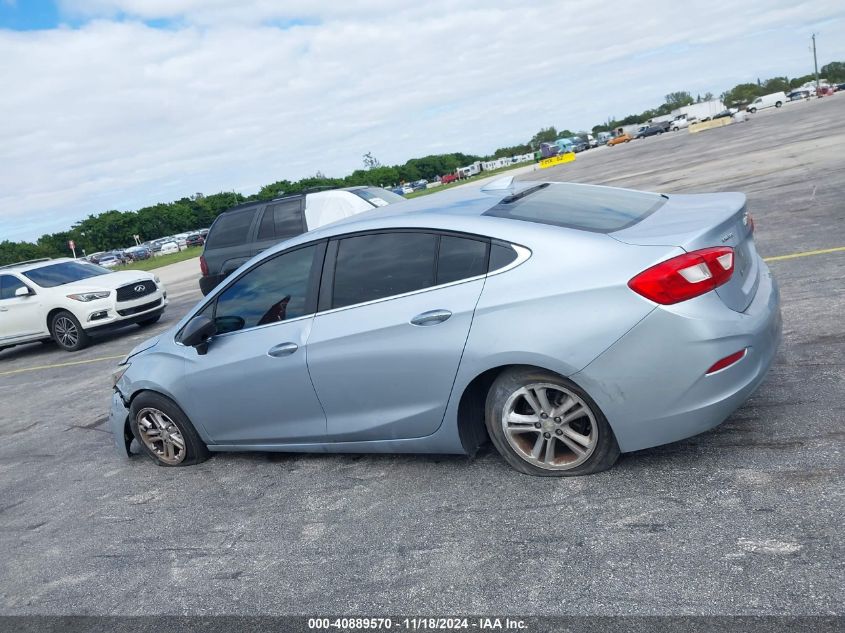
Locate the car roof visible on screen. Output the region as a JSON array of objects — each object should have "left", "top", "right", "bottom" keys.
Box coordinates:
[
  {"left": 0, "top": 257, "right": 76, "bottom": 274},
  {"left": 276, "top": 180, "right": 629, "bottom": 250}
]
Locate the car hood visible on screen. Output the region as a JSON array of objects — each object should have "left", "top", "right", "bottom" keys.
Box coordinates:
[
  {"left": 58, "top": 270, "right": 156, "bottom": 293},
  {"left": 123, "top": 334, "right": 160, "bottom": 363}
]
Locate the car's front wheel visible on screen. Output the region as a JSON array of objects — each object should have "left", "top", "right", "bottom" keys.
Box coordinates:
[
  {"left": 50, "top": 311, "right": 90, "bottom": 352},
  {"left": 129, "top": 392, "right": 209, "bottom": 467},
  {"left": 485, "top": 368, "right": 619, "bottom": 476}
]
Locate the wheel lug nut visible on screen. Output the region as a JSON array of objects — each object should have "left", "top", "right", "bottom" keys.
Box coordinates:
[
  {"left": 540, "top": 413, "right": 548, "bottom": 419},
  {"left": 555, "top": 429, "right": 563, "bottom": 436},
  {"left": 534, "top": 422, "right": 541, "bottom": 428},
  {"left": 543, "top": 432, "right": 551, "bottom": 439},
  {"left": 554, "top": 417, "right": 561, "bottom": 423}
]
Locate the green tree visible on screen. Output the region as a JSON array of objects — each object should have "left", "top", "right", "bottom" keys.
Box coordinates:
[
  {"left": 762, "top": 76, "right": 790, "bottom": 93},
  {"left": 820, "top": 61, "right": 845, "bottom": 83},
  {"left": 664, "top": 91, "right": 694, "bottom": 110},
  {"left": 529, "top": 126, "right": 559, "bottom": 148},
  {"left": 722, "top": 83, "right": 763, "bottom": 107}
]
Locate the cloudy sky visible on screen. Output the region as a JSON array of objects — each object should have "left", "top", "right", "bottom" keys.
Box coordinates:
[{"left": 1, "top": 0, "right": 844, "bottom": 242}]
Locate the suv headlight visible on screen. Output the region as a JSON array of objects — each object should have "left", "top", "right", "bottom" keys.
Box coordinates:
[
  {"left": 153, "top": 275, "right": 161, "bottom": 285},
  {"left": 67, "top": 291, "right": 111, "bottom": 302}
]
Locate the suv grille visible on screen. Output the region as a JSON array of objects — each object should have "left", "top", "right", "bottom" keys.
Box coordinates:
[
  {"left": 116, "top": 280, "right": 156, "bottom": 302},
  {"left": 117, "top": 298, "right": 161, "bottom": 317}
]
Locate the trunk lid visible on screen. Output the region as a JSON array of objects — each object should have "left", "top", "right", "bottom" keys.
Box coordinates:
[{"left": 611, "top": 192, "right": 759, "bottom": 312}]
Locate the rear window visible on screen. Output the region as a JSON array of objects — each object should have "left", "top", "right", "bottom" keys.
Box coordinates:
[
  {"left": 351, "top": 187, "right": 405, "bottom": 207},
  {"left": 484, "top": 183, "right": 666, "bottom": 233},
  {"left": 206, "top": 208, "right": 256, "bottom": 249}
]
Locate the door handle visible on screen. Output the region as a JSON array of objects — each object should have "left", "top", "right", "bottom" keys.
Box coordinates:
[
  {"left": 410, "top": 309, "right": 452, "bottom": 326},
  {"left": 267, "top": 342, "right": 298, "bottom": 357}
]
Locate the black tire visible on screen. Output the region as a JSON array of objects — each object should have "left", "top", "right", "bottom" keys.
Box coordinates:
[
  {"left": 484, "top": 367, "right": 619, "bottom": 477},
  {"left": 50, "top": 310, "right": 90, "bottom": 352},
  {"left": 775, "top": 101, "right": 782, "bottom": 108},
  {"left": 129, "top": 391, "right": 210, "bottom": 467},
  {"left": 137, "top": 313, "right": 162, "bottom": 327},
  {"left": 748, "top": 107, "right": 756, "bottom": 113}
]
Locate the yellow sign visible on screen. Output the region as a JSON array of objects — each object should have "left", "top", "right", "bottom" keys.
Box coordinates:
[{"left": 539, "top": 152, "right": 575, "bottom": 169}]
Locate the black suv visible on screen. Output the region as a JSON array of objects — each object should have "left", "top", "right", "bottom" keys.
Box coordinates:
[{"left": 198, "top": 187, "right": 404, "bottom": 295}]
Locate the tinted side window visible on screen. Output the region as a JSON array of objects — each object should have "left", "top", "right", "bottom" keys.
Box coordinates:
[
  {"left": 0, "top": 275, "right": 26, "bottom": 299},
  {"left": 437, "top": 236, "right": 488, "bottom": 285},
  {"left": 489, "top": 243, "right": 518, "bottom": 271},
  {"left": 206, "top": 209, "right": 256, "bottom": 249},
  {"left": 213, "top": 245, "right": 317, "bottom": 333},
  {"left": 332, "top": 233, "right": 437, "bottom": 309},
  {"left": 258, "top": 200, "right": 304, "bottom": 240}
]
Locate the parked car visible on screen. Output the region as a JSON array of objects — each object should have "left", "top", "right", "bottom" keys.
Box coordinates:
[
  {"left": 97, "top": 254, "right": 121, "bottom": 268},
  {"left": 441, "top": 173, "right": 459, "bottom": 185},
  {"left": 539, "top": 142, "right": 560, "bottom": 158},
  {"left": 568, "top": 137, "right": 588, "bottom": 153},
  {"left": 584, "top": 134, "right": 599, "bottom": 149},
  {"left": 110, "top": 180, "right": 781, "bottom": 476},
  {"left": 788, "top": 90, "right": 810, "bottom": 101},
  {"left": 411, "top": 180, "right": 429, "bottom": 191},
  {"left": 607, "top": 133, "right": 632, "bottom": 146},
  {"left": 0, "top": 258, "right": 167, "bottom": 353},
  {"left": 670, "top": 116, "right": 691, "bottom": 131},
  {"left": 816, "top": 85, "right": 835, "bottom": 97},
  {"left": 185, "top": 234, "right": 205, "bottom": 248},
  {"left": 159, "top": 241, "right": 181, "bottom": 255},
  {"left": 125, "top": 246, "right": 152, "bottom": 261},
  {"left": 198, "top": 186, "right": 405, "bottom": 295},
  {"left": 635, "top": 121, "right": 670, "bottom": 138},
  {"left": 746, "top": 92, "right": 786, "bottom": 113}
]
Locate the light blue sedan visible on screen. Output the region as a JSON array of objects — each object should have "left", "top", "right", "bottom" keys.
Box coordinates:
[{"left": 109, "top": 179, "right": 781, "bottom": 476}]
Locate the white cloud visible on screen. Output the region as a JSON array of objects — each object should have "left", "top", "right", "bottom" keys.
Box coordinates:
[{"left": 2, "top": 0, "right": 844, "bottom": 241}]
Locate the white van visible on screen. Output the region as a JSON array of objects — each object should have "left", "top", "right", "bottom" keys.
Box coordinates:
[{"left": 747, "top": 92, "right": 787, "bottom": 113}]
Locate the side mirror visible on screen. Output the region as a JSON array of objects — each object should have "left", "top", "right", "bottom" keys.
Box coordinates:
[
  {"left": 181, "top": 315, "right": 217, "bottom": 355},
  {"left": 15, "top": 286, "right": 32, "bottom": 297}
]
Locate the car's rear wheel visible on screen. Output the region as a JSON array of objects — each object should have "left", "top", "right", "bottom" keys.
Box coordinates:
[
  {"left": 50, "top": 311, "right": 90, "bottom": 352},
  {"left": 485, "top": 368, "right": 619, "bottom": 476},
  {"left": 775, "top": 101, "right": 782, "bottom": 108},
  {"left": 129, "top": 392, "right": 209, "bottom": 467}
]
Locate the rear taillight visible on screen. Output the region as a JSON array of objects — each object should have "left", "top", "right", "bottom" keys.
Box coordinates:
[
  {"left": 628, "top": 247, "right": 734, "bottom": 304},
  {"left": 199, "top": 255, "right": 209, "bottom": 276}
]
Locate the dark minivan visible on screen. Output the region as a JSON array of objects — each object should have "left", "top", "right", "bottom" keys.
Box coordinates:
[{"left": 199, "top": 187, "right": 404, "bottom": 295}]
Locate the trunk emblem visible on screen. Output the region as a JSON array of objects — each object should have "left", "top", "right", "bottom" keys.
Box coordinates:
[{"left": 721, "top": 232, "right": 734, "bottom": 243}]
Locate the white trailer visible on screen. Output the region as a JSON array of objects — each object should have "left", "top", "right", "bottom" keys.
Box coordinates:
[{"left": 673, "top": 100, "right": 725, "bottom": 122}]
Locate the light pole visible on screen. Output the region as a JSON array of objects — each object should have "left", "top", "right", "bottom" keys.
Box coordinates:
[{"left": 811, "top": 33, "right": 820, "bottom": 91}]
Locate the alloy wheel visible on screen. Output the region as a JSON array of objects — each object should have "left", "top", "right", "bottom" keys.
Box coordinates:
[
  {"left": 501, "top": 382, "right": 597, "bottom": 470},
  {"left": 54, "top": 316, "right": 79, "bottom": 348},
  {"left": 136, "top": 407, "right": 187, "bottom": 465}
]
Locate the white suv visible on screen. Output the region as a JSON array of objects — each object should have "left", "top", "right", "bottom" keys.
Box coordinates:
[{"left": 0, "top": 258, "right": 168, "bottom": 352}]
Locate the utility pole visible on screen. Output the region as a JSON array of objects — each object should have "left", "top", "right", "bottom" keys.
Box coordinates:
[{"left": 811, "top": 33, "right": 820, "bottom": 91}]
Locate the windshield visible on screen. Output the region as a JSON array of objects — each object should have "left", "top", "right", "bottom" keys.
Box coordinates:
[
  {"left": 23, "top": 261, "right": 110, "bottom": 287},
  {"left": 352, "top": 187, "right": 405, "bottom": 207}
]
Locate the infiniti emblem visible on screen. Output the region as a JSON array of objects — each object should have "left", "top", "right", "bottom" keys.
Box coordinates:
[{"left": 134, "top": 284, "right": 146, "bottom": 292}]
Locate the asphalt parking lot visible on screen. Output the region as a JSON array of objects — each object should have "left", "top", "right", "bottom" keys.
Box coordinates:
[{"left": 0, "top": 96, "right": 843, "bottom": 617}]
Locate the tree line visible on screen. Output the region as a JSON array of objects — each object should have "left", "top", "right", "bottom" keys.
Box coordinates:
[{"left": 2, "top": 61, "right": 842, "bottom": 266}]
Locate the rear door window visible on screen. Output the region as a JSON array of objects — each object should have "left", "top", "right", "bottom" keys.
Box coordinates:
[
  {"left": 484, "top": 183, "right": 666, "bottom": 233},
  {"left": 206, "top": 208, "right": 256, "bottom": 249},
  {"left": 257, "top": 199, "right": 305, "bottom": 240},
  {"left": 437, "top": 236, "right": 488, "bottom": 284},
  {"left": 331, "top": 233, "right": 437, "bottom": 309}
]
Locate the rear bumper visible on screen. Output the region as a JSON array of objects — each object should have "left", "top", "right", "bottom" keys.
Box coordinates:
[
  {"left": 574, "top": 262, "right": 781, "bottom": 452},
  {"left": 109, "top": 390, "right": 132, "bottom": 457},
  {"left": 199, "top": 273, "right": 225, "bottom": 296}
]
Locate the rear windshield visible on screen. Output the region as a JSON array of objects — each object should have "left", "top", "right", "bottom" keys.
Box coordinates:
[
  {"left": 351, "top": 187, "right": 405, "bottom": 207},
  {"left": 484, "top": 183, "right": 666, "bottom": 233},
  {"left": 23, "top": 261, "right": 109, "bottom": 287},
  {"left": 205, "top": 208, "right": 256, "bottom": 249}
]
